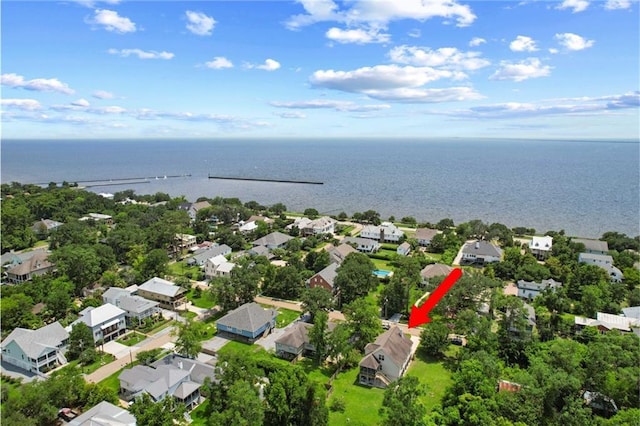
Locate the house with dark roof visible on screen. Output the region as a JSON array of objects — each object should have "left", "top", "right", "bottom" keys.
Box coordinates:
[
  {"left": 216, "top": 302, "right": 278, "bottom": 343},
  {"left": 5, "top": 250, "right": 55, "bottom": 284},
  {"left": 573, "top": 238, "right": 609, "bottom": 255},
  {"left": 326, "top": 243, "right": 357, "bottom": 265},
  {"left": 461, "top": 240, "right": 502, "bottom": 265},
  {"left": 275, "top": 321, "right": 337, "bottom": 360},
  {"left": 358, "top": 326, "right": 413, "bottom": 388},
  {"left": 187, "top": 244, "right": 232, "bottom": 267},
  {"left": 251, "top": 232, "right": 293, "bottom": 250},
  {"left": 420, "top": 263, "right": 454, "bottom": 285},
  {"left": 414, "top": 228, "right": 438, "bottom": 247},
  {"left": 342, "top": 237, "right": 380, "bottom": 253},
  {"left": 102, "top": 287, "right": 160, "bottom": 326},
  {"left": 516, "top": 278, "right": 562, "bottom": 300},
  {"left": 69, "top": 303, "right": 127, "bottom": 344},
  {"left": 137, "top": 277, "right": 187, "bottom": 310},
  {"left": 1, "top": 321, "right": 69, "bottom": 374},
  {"left": 67, "top": 401, "right": 136, "bottom": 426},
  {"left": 307, "top": 263, "right": 339, "bottom": 293}
]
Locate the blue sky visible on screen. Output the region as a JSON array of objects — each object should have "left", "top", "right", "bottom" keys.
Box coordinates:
[{"left": 1, "top": 0, "right": 638, "bottom": 139}]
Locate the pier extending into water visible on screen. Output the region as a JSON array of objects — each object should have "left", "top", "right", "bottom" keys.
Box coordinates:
[
  {"left": 33, "top": 174, "right": 191, "bottom": 186},
  {"left": 208, "top": 175, "right": 323, "bottom": 185}
]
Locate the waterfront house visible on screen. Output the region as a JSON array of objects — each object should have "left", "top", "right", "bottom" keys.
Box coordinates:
[
  {"left": 289, "top": 216, "right": 337, "bottom": 236},
  {"left": 516, "top": 278, "right": 562, "bottom": 300},
  {"left": 420, "top": 263, "right": 454, "bottom": 285},
  {"left": 137, "top": 277, "right": 187, "bottom": 310},
  {"left": 573, "top": 238, "right": 609, "bottom": 255},
  {"left": 528, "top": 236, "right": 553, "bottom": 260},
  {"left": 461, "top": 240, "right": 502, "bottom": 265},
  {"left": 216, "top": 302, "right": 277, "bottom": 343},
  {"left": 1, "top": 321, "right": 69, "bottom": 374},
  {"left": 251, "top": 232, "right": 293, "bottom": 251},
  {"left": 360, "top": 222, "right": 404, "bottom": 243},
  {"left": 342, "top": 237, "right": 380, "bottom": 253},
  {"left": 414, "top": 228, "right": 438, "bottom": 247},
  {"left": 69, "top": 303, "right": 127, "bottom": 344},
  {"left": 307, "top": 262, "right": 339, "bottom": 293},
  {"left": 102, "top": 287, "right": 160, "bottom": 326},
  {"left": 4, "top": 250, "right": 55, "bottom": 284},
  {"left": 358, "top": 326, "right": 413, "bottom": 388},
  {"left": 578, "top": 253, "right": 624, "bottom": 282},
  {"left": 178, "top": 201, "right": 212, "bottom": 222}
]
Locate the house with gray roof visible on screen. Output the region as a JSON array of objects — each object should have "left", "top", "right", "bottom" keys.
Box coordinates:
[
  {"left": 420, "top": 263, "right": 454, "bottom": 284},
  {"left": 414, "top": 228, "right": 438, "bottom": 247},
  {"left": 358, "top": 326, "right": 414, "bottom": 388},
  {"left": 32, "top": 218, "right": 64, "bottom": 234},
  {"left": 516, "top": 278, "right": 562, "bottom": 300},
  {"left": 307, "top": 263, "right": 339, "bottom": 293},
  {"left": 69, "top": 303, "right": 127, "bottom": 344},
  {"left": 326, "top": 243, "right": 357, "bottom": 265},
  {"left": 461, "top": 240, "right": 502, "bottom": 265},
  {"left": 216, "top": 302, "right": 278, "bottom": 343},
  {"left": 152, "top": 353, "right": 217, "bottom": 384},
  {"left": 360, "top": 222, "right": 404, "bottom": 243},
  {"left": 573, "top": 238, "right": 609, "bottom": 255},
  {"left": 204, "top": 254, "right": 235, "bottom": 279},
  {"left": 187, "top": 244, "right": 232, "bottom": 267},
  {"left": 251, "top": 232, "right": 293, "bottom": 250},
  {"left": 178, "top": 201, "right": 212, "bottom": 222},
  {"left": 137, "top": 277, "right": 187, "bottom": 310},
  {"left": 291, "top": 216, "right": 337, "bottom": 236},
  {"left": 275, "top": 321, "right": 337, "bottom": 361},
  {"left": 397, "top": 242, "right": 411, "bottom": 256},
  {"left": 578, "top": 252, "right": 624, "bottom": 282},
  {"left": 118, "top": 363, "right": 203, "bottom": 410},
  {"left": 247, "top": 245, "right": 274, "bottom": 259},
  {"left": 102, "top": 287, "right": 160, "bottom": 326},
  {"left": 1, "top": 321, "right": 69, "bottom": 374},
  {"left": 68, "top": 401, "right": 136, "bottom": 426},
  {"left": 342, "top": 237, "right": 380, "bottom": 253},
  {"left": 4, "top": 250, "right": 55, "bottom": 284}
]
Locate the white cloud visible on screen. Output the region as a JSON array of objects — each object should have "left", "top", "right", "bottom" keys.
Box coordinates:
[
  {"left": 326, "top": 26, "right": 390, "bottom": 44},
  {"left": 246, "top": 59, "right": 281, "bottom": 71},
  {"left": 1, "top": 98, "right": 42, "bottom": 111},
  {"left": 1, "top": 73, "right": 75, "bottom": 94},
  {"left": 205, "top": 57, "right": 234, "bottom": 69},
  {"left": 270, "top": 99, "right": 391, "bottom": 112},
  {"left": 275, "top": 111, "right": 307, "bottom": 119},
  {"left": 509, "top": 35, "right": 538, "bottom": 52},
  {"left": 469, "top": 37, "right": 486, "bottom": 47},
  {"left": 185, "top": 11, "right": 216, "bottom": 36},
  {"left": 408, "top": 29, "right": 421, "bottom": 38},
  {"left": 91, "top": 106, "right": 127, "bottom": 114},
  {"left": 71, "top": 98, "right": 90, "bottom": 107},
  {"left": 389, "top": 45, "right": 490, "bottom": 71},
  {"left": 286, "top": 0, "right": 476, "bottom": 29},
  {"left": 92, "top": 90, "right": 114, "bottom": 99},
  {"left": 604, "top": 0, "right": 631, "bottom": 9},
  {"left": 70, "top": 0, "right": 121, "bottom": 7},
  {"left": 548, "top": 48, "right": 560, "bottom": 54},
  {"left": 362, "top": 86, "right": 483, "bottom": 103},
  {"left": 557, "top": 0, "right": 589, "bottom": 13},
  {"left": 490, "top": 58, "right": 552, "bottom": 82},
  {"left": 555, "top": 33, "right": 594, "bottom": 51},
  {"left": 89, "top": 9, "right": 136, "bottom": 33},
  {"left": 108, "top": 48, "right": 174, "bottom": 60}
]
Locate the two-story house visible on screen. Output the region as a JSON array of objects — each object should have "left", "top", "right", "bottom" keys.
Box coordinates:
[
  {"left": 1, "top": 321, "right": 69, "bottom": 374},
  {"left": 307, "top": 263, "right": 339, "bottom": 293},
  {"left": 342, "top": 237, "right": 380, "bottom": 253},
  {"left": 461, "top": 240, "right": 502, "bottom": 265},
  {"left": 358, "top": 326, "right": 413, "bottom": 388},
  {"left": 204, "top": 254, "right": 235, "bottom": 279},
  {"left": 414, "top": 228, "right": 438, "bottom": 247},
  {"left": 70, "top": 303, "right": 127, "bottom": 344},
  {"left": 528, "top": 236, "right": 553, "bottom": 260},
  {"left": 102, "top": 287, "right": 160, "bottom": 326},
  {"left": 137, "top": 277, "right": 187, "bottom": 310},
  {"left": 216, "top": 302, "right": 277, "bottom": 343},
  {"left": 578, "top": 253, "right": 624, "bottom": 282},
  {"left": 516, "top": 278, "right": 562, "bottom": 300},
  {"left": 360, "top": 222, "right": 404, "bottom": 243}
]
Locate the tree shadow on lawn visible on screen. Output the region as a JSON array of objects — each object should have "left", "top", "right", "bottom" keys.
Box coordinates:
[{"left": 414, "top": 349, "right": 459, "bottom": 372}]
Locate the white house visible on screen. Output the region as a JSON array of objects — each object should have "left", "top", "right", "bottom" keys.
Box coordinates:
[
  {"left": 578, "top": 253, "right": 624, "bottom": 282},
  {"left": 68, "top": 401, "right": 136, "bottom": 426},
  {"left": 516, "top": 278, "right": 562, "bottom": 300},
  {"left": 529, "top": 236, "right": 553, "bottom": 260},
  {"left": 461, "top": 240, "right": 503, "bottom": 265},
  {"left": 1, "top": 321, "right": 69, "bottom": 374},
  {"left": 360, "top": 222, "right": 404, "bottom": 243},
  {"left": 137, "top": 277, "right": 187, "bottom": 310},
  {"left": 204, "top": 254, "right": 236, "bottom": 279},
  {"left": 397, "top": 242, "right": 411, "bottom": 256},
  {"left": 69, "top": 303, "right": 127, "bottom": 344},
  {"left": 414, "top": 228, "right": 438, "bottom": 247},
  {"left": 342, "top": 237, "right": 380, "bottom": 253}
]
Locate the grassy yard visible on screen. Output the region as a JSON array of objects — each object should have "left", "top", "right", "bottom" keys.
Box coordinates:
[
  {"left": 370, "top": 258, "right": 392, "bottom": 271},
  {"left": 168, "top": 260, "right": 201, "bottom": 278},
  {"left": 406, "top": 353, "right": 453, "bottom": 413},
  {"left": 328, "top": 367, "right": 385, "bottom": 426},
  {"left": 275, "top": 308, "right": 301, "bottom": 328},
  {"left": 186, "top": 287, "right": 216, "bottom": 309},
  {"left": 117, "top": 331, "right": 146, "bottom": 347},
  {"left": 99, "top": 366, "right": 127, "bottom": 394},
  {"left": 55, "top": 352, "right": 116, "bottom": 375},
  {"left": 189, "top": 402, "right": 209, "bottom": 426}
]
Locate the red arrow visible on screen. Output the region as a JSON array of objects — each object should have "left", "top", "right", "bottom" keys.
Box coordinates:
[{"left": 409, "top": 268, "right": 463, "bottom": 328}]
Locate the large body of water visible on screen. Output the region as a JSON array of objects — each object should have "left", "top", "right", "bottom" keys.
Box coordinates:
[{"left": 1, "top": 138, "right": 638, "bottom": 238}]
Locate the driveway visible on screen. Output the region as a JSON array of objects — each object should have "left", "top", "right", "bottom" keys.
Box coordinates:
[
  {"left": 256, "top": 322, "right": 294, "bottom": 352},
  {"left": 201, "top": 335, "right": 232, "bottom": 355},
  {"left": 102, "top": 341, "right": 132, "bottom": 360}
]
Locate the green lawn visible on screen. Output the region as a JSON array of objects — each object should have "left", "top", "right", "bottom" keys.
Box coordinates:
[
  {"left": 276, "top": 308, "right": 301, "bottom": 328},
  {"left": 181, "top": 311, "right": 198, "bottom": 320},
  {"left": 189, "top": 402, "right": 209, "bottom": 425},
  {"left": 56, "top": 352, "right": 116, "bottom": 376},
  {"left": 117, "top": 332, "right": 146, "bottom": 347},
  {"left": 168, "top": 261, "right": 201, "bottom": 278},
  {"left": 98, "top": 366, "right": 127, "bottom": 394},
  {"left": 186, "top": 288, "right": 216, "bottom": 309},
  {"left": 406, "top": 353, "right": 453, "bottom": 413},
  {"left": 328, "top": 367, "right": 385, "bottom": 426},
  {"left": 370, "top": 258, "right": 392, "bottom": 271}
]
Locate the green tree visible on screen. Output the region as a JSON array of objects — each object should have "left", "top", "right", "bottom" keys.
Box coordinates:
[
  {"left": 67, "top": 323, "right": 95, "bottom": 361},
  {"left": 208, "top": 380, "right": 264, "bottom": 426},
  {"left": 309, "top": 311, "right": 329, "bottom": 365},
  {"left": 300, "top": 287, "right": 333, "bottom": 322},
  {"left": 344, "top": 298, "right": 382, "bottom": 351},
  {"left": 419, "top": 321, "right": 450, "bottom": 358},
  {"left": 380, "top": 376, "right": 427, "bottom": 426},
  {"left": 51, "top": 244, "right": 102, "bottom": 294},
  {"left": 129, "top": 393, "right": 186, "bottom": 426},
  {"left": 172, "top": 319, "right": 203, "bottom": 359},
  {"left": 136, "top": 248, "right": 169, "bottom": 282},
  {"left": 0, "top": 293, "right": 40, "bottom": 331},
  {"left": 304, "top": 208, "right": 319, "bottom": 219},
  {"left": 334, "top": 253, "right": 377, "bottom": 307}
]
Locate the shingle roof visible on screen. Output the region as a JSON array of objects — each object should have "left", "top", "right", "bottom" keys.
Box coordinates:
[
  {"left": 275, "top": 322, "right": 311, "bottom": 348},
  {"left": 579, "top": 253, "right": 614, "bottom": 263},
  {"left": 252, "top": 231, "right": 293, "bottom": 247},
  {"left": 315, "top": 263, "right": 339, "bottom": 288},
  {"left": 516, "top": 278, "right": 562, "bottom": 292},
  {"left": 6, "top": 250, "right": 53, "bottom": 275},
  {"left": 420, "top": 263, "right": 453, "bottom": 280},
  {"left": 151, "top": 354, "right": 217, "bottom": 384},
  {"left": 414, "top": 228, "right": 438, "bottom": 241},
  {"left": 363, "top": 326, "right": 413, "bottom": 370},
  {"left": 139, "top": 277, "right": 186, "bottom": 298},
  {"left": 120, "top": 364, "right": 192, "bottom": 400},
  {"left": 573, "top": 238, "right": 609, "bottom": 253},
  {"left": 1, "top": 321, "right": 69, "bottom": 359},
  {"left": 117, "top": 295, "right": 159, "bottom": 314},
  {"left": 217, "top": 302, "right": 277, "bottom": 333},
  {"left": 462, "top": 240, "right": 502, "bottom": 258},
  {"left": 174, "top": 381, "right": 201, "bottom": 399},
  {"left": 327, "top": 243, "right": 357, "bottom": 264}
]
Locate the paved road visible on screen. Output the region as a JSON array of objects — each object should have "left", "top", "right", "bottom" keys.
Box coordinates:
[{"left": 84, "top": 326, "right": 176, "bottom": 383}]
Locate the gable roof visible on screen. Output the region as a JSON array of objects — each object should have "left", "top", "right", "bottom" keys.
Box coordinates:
[
  {"left": 252, "top": 231, "right": 293, "bottom": 247},
  {"left": 151, "top": 353, "right": 217, "bottom": 384},
  {"left": 217, "top": 302, "right": 278, "bottom": 333},
  {"left": 119, "top": 364, "right": 196, "bottom": 401},
  {"left": 327, "top": 243, "right": 357, "bottom": 264},
  {"left": 414, "top": 228, "right": 438, "bottom": 241},
  {"left": 192, "top": 201, "right": 211, "bottom": 211},
  {"left": 275, "top": 322, "right": 311, "bottom": 348},
  {"left": 32, "top": 219, "right": 64, "bottom": 231},
  {"left": 462, "top": 240, "right": 502, "bottom": 258},
  {"left": 247, "top": 215, "right": 274, "bottom": 224},
  {"left": 190, "top": 244, "right": 232, "bottom": 265},
  {"left": 139, "top": 277, "right": 186, "bottom": 298},
  {"left": 313, "top": 263, "right": 339, "bottom": 288},
  {"left": 578, "top": 252, "right": 614, "bottom": 263},
  {"left": 343, "top": 236, "right": 379, "bottom": 247},
  {"left": 6, "top": 250, "right": 53, "bottom": 275},
  {"left": 573, "top": 238, "right": 609, "bottom": 253},
  {"left": 68, "top": 401, "right": 136, "bottom": 426},
  {"left": 76, "top": 303, "right": 126, "bottom": 328},
  {"left": 116, "top": 294, "right": 159, "bottom": 314},
  {"left": 516, "top": 278, "right": 562, "bottom": 292},
  {"left": 1, "top": 321, "right": 69, "bottom": 359},
  {"left": 362, "top": 326, "right": 413, "bottom": 370},
  {"left": 529, "top": 236, "right": 553, "bottom": 251},
  {"left": 420, "top": 263, "right": 453, "bottom": 280}
]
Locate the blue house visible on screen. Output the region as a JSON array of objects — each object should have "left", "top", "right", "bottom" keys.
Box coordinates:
[{"left": 216, "top": 302, "right": 278, "bottom": 343}]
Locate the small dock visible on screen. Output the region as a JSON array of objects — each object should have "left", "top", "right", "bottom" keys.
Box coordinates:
[{"left": 208, "top": 175, "right": 323, "bottom": 185}]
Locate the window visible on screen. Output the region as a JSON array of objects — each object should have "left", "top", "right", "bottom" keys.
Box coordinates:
[{"left": 378, "top": 354, "right": 384, "bottom": 361}]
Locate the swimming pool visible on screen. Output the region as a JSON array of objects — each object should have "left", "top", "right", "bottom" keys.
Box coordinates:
[{"left": 373, "top": 269, "right": 393, "bottom": 278}]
